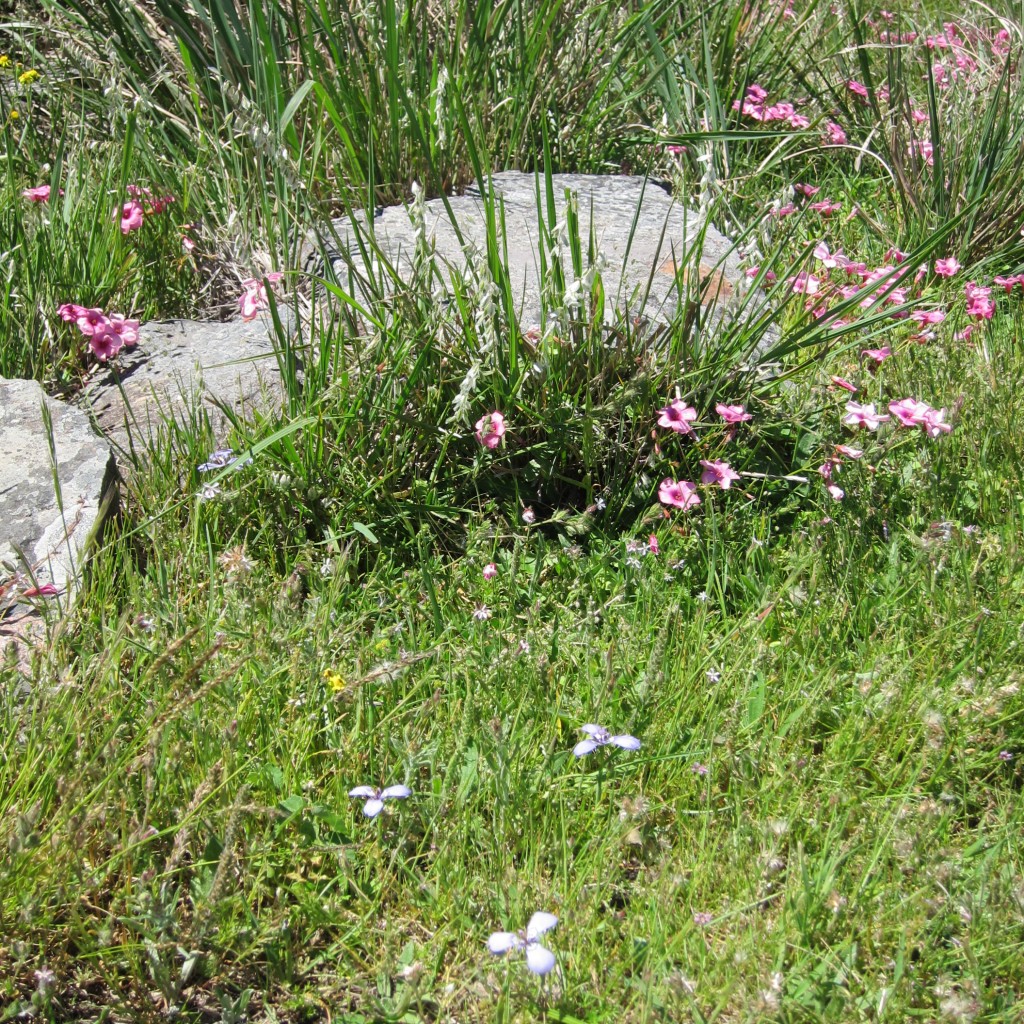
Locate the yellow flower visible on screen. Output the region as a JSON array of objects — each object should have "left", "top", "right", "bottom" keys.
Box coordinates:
[
  {"left": 0, "top": 56, "right": 10, "bottom": 68},
  {"left": 323, "top": 669, "right": 345, "bottom": 693},
  {"left": 7, "top": 110, "right": 19, "bottom": 121},
  {"left": 18, "top": 69, "right": 39, "bottom": 85}
]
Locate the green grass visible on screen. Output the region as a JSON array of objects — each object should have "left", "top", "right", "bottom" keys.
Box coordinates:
[{"left": 2, "top": 0, "right": 1024, "bottom": 1021}]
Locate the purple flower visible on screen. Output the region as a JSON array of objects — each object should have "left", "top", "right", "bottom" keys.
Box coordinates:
[
  {"left": 487, "top": 911, "right": 558, "bottom": 975},
  {"left": 348, "top": 784, "right": 411, "bottom": 818},
  {"left": 998, "top": 750, "right": 1013, "bottom": 762},
  {"left": 692, "top": 911, "right": 713, "bottom": 926},
  {"left": 573, "top": 724, "right": 641, "bottom": 757},
  {"left": 198, "top": 448, "right": 236, "bottom": 472}
]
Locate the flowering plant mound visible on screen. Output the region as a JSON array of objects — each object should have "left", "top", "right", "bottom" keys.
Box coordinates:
[{"left": 58, "top": 302, "right": 139, "bottom": 364}]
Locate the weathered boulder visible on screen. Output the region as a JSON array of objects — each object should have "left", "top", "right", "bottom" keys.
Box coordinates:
[
  {"left": 0, "top": 377, "right": 117, "bottom": 599},
  {"left": 79, "top": 315, "right": 289, "bottom": 456},
  {"left": 311, "top": 172, "right": 765, "bottom": 343}
]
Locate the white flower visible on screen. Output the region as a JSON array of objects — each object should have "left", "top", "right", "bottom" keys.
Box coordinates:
[
  {"left": 487, "top": 911, "right": 558, "bottom": 975},
  {"left": 348, "top": 784, "right": 411, "bottom": 818},
  {"left": 573, "top": 724, "right": 641, "bottom": 757}
]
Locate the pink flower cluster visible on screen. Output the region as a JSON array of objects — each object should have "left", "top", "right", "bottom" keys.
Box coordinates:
[
  {"left": 114, "top": 185, "right": 175, "bottom": 235},
  {"left": 842, "top": 397, "right": 953, "bottom": 438},
  {"left": 58, "top": 303, "right": 139, "bottom": 363},
  {"left": 888, "top": 398, "right": 953, "bottom": 436},
  {"left": 818, "top": 443, "right": 864, "bottom": 502},
  {"left": 656, "top": 402, "right": 752, "bottom": 510},
  {"left": 239, "top": 273, "right": 284, "bottom": 320},
  {"left": 964, "top": 281, "right": 995, "bottom": 320},
  {"left": 732, "top": 84, "right": 810, "bottom": 128}
]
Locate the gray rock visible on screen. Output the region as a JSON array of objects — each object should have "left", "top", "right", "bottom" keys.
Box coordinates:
[
  {"left": 0, "top": 377, "right": 118, "bottom": 598},
  {"left": 79, "top": 314, "right": 289, "bottom": 456},
  {"left": 311, "top": 172, "right": 770, "bottom": 352}
]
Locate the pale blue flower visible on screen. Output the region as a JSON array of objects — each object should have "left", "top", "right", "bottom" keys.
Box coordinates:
[
  {"left": 573, "top": 724, "right": 641, "bottom": 757},
  {"left": 198, "top": 448, "right": 236, "bottom": 472},
  {"left": 349, "top": 784, "right": 411, "bottom": 818},
  {"left": 488, "top": 911, "right": 558, "bottom": 975}
]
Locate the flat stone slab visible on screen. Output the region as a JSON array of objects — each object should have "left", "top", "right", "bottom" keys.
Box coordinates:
[
  {"left": 0, "top": 377, "right": 117, "bottom": 599},
  {"left": 315, "top": 172, "right": 760, "bottom": 340},
  {"left": 79, "top": 315, "right": 287, "bottom": 456}
]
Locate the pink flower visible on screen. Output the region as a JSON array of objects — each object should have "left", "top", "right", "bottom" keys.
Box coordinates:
[
  {"left": 830, "top": 376, "right": 858, "bottom": 393},
  {"left": 716, "top": 403, "right": 752, "bottom": 423},
  {"left": 965, "top": 281, "right": 995, "bottom": 320},
  {"left": 658, "top": 479, "right": 701, "bottom": 510},
  {"left": 826, "top": 483, "right": 845, "bottom": 501},
  {"left": 239, "top": 286, "right": 265, "bottom": 319},
  {"left": 116, "top": 201, "right": 145, "bottom": 234},
  {"left": 861, "top": 346, "right": 891, "bottom": 368},
  {"left": 108, "top": 314, "right": 140, "bottom": 349},
  {"left": 57, "top": 302, "right": 86, "bottom": 322},
  {"left": 809, "top": 199, "right": 842, "bottom": 216},
  {"left": 922, "top": 407, "right": 953, "bottom": 437},
  {"left": 825, "top": 121, "right": 847, "bottom": 145},
  {"left": 993, "top": 275, "right": 1019, "bottom": 293},
  {"left": 238, "top": 274, "right": 283, "bottom": 321},
  {"left": 482, "top": 562, "right": 498, "bottom": 580},
  {"left": 888, "top": 397, "right": 931, "bottom": 427},
  {"left": 700, "top": 460, "right": 741, "bottom": 489},
  {"left": 658, "top": 400, "right": 698, "bottom": 436},
  {"left": 76, "top": 308, "right": 109, "bottom": 336},
  {"left": 22, "top": 185, "right": 58, "bottom": 202},
  {"left": 22, "top": 583, "right": 61, "bottom": 598},
  {"left": 847, "top": 80, "right": 869, "bottom": 99},
  {"left": 648, "top": 534, "right": 659, "bottom": 555},
  {"left": 89, "top": 326, "right": 123, "bottom": 362},
  {"left": 771, "top": 203, "right": 797, "bottom": 218},
  {"left": 908, "top": 139, "right": 934, "bottom": 166},
  {"left": 934, "top": 257, "right": 960, "bottom": 277},
  {"left": 813, "top": 242, "right": 847, "bottom": 269},
  {"left": 475, "top": 411, "right": 506, "bottom": 449},
  {"left": 788, "top": 272, "right": 820, "bottom": 295},
  {"left": 843, "top": 401, "right": 889, "bottom": 430},
  {"left": 910, "top": 308, "right": 946, "bottom": 326},
  {"left": 834, "top": 444, "right": 863, "bottom": 458}
]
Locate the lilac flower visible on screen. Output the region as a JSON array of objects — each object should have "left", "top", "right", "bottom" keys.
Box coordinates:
[
  {"left": 198, "top": 448, "right": 236, "bottom": 472},
  {"left": 998, "top": 750, "right": 1013, "bottom": 762},
  {"left": 573, "top": 724, "right": 641, "bottom": 757},
  {"left": 691, "top": 762, "right": 709, "bottom": 776},
  {"left": 487, "top": 911, "right": 558, "bottom": 975},
  {"left": 348, "top": 784, "right": 411, "bottom": 818},
  {"left": 692, "top": 911, "right": 714, "bottom": 926}
]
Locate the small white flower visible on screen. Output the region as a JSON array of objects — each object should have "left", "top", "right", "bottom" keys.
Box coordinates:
[
  {"left": 198, "top": 482, "right": 222, "bottom": 501},
  {"left": 488, "top": 911, "right": 558, "bottom": 975},
  {"left": 472, "top": 604, "right": 492, "bottom": 621},
  {"left": 573, "top": 724, "right": 642, "bottom": 757},
  {"left": 348, "top": 784, "right": 411, "bottom": 818},
  {"left": 706, "top": 668, "right": 721, "bottom": 683}
]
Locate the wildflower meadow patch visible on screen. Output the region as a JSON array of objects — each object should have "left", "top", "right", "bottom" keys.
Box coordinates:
[{"left": 1, "top": 0, "right": 1023, "bottom": 1021}]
